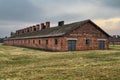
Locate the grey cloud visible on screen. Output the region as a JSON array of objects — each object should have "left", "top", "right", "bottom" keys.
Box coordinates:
[
  {"left": 38, "top": 0, "right": 120, "bottom": 20},
  {"left": 0, "top": 0, "right": 120, "bottom": 37},
  {"left": 0, "top": 0, "right": 44, "bottom": 22},
  {"left": 100, "top": 0, "right": 120, "bottom": 8},
  {"left": 45, "top": 13, "right": 84, "bottom": 24}
]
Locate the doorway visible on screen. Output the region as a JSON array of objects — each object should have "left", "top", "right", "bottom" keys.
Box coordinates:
[
  {"left": 99, "top": 40, "right": 105, "bottom": 50},
  {"left": 68, "top": 40, "right": 76, "bottom": 51}
]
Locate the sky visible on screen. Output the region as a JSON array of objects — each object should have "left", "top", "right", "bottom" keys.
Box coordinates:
[{"left": 0, "top": 0, "right": 120, "bottom": 37}]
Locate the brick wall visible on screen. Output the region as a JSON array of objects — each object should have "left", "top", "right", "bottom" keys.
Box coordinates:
[
  {"left": 64, "top": 22, "right": 109, "bottom": 50},
  {"left": 4, "top": 37, "right": 65, "bottom": 51},
  {"left": 4, "top": 22, "right": 109, "bottom": 51}
]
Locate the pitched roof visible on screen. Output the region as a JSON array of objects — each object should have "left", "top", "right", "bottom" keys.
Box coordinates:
[{"left": 10, "top": 19, "right": 110, "bottom": 39}]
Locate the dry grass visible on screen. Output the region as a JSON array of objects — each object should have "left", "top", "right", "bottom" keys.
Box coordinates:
[{"left": 0, "top": 44, "right": 120, "bottom": 80}]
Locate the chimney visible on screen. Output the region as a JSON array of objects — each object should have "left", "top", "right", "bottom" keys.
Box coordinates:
[
  {"left": 27, "top": 28, "right": 29, "bottom": 32},
  {"left": 58, "top": 21, "right": 64, "bottom": 26},
  {"left": 36, "top": 24, "right": 40, "bottom": 31},
  {"left": 29, "top": 27, "right": 32, "bottom": 32},
  {"left": 46, "top": 22, "right": 50, "bottom": 28},
  {"left": 26, "top": 28, "right": 28, "bottom": 33},
  {"left": 22, "top": 29, "right": 24, "bottom": 34},
  {"left": 33, "top": 26, "right": 36, "bottom": 31},
  {"left": 24, "top": 28, "right": 26, "bottom": 33},
  {"left": 41, "top": 23, "right": 46, "bottom": 29},
  {"left": 24, "top": 28, "right": 27, "bottom": 33}
]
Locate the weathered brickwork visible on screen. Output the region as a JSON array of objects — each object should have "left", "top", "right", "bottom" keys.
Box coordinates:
[
  {"left": 65, "top": 23, "right": 109, "bottom": 50},
  {"left": 4, "top": 20, "right": 110, "bottom": 51}
]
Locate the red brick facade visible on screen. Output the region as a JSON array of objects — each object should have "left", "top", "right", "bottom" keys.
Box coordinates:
[
  {"left": 65, "top": 23, "right": 109, "bottom": 50},
  {"left": 4, "top": 20, "right": 109, "bottom": 51}
]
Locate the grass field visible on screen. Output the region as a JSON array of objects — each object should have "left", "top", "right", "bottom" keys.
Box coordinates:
[{"left": 0, "top": 44, "right": 120, "bottom": 80}]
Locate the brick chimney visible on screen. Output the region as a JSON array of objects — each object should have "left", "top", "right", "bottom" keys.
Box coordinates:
[
  {"left": 24, "top": 28, "right": 27, "bottom": 33},
  {"left": 26, "top": 28, "right": 28, "bottom": 33},
  {"left": 22, "top": 29, "right": 24, "bottom": 34},
  {"left": 58, "top": 21, "right": 64, "bottom": 26},
  {"left": 29, "top": 27, "right": 32, "bottom": 32},
  {"left": 36, "top": 24, "right": 40, "bottom": 31},
  {"left": 33, "top": 26, "right": 36, "bottom": 31},
  {"left": 27, "top": 28, "right": 29, "bottom": 32},
  {"left": 46, "top": 22, "right": 50, "bottom": 28},
  {"left": 41, "top": 23, "right": 46, "bottom": 29}
]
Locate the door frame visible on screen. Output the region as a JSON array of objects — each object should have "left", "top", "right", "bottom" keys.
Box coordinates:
[
  {"left": 98, "top": 39, "right": 106, "bottom": 50},
  {"left": 68, "top": 40, "right": 77, "bottom": 51}
]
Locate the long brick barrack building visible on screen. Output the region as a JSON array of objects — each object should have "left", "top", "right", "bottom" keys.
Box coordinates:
[{"left": 4, "top": 19, "right": 110, "bottom": 51}]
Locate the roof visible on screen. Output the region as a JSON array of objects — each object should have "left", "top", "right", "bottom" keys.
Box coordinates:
[{"left": 9, "top": 19, "right": 110, "bottom": 39}]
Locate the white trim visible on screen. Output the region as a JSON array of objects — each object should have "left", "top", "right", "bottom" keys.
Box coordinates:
[
  {"left": 67, "top": 38, "right": 77, "bottom": 40},
  {"left": 97, "top": 39, "right": 107, "bottom": 41}
]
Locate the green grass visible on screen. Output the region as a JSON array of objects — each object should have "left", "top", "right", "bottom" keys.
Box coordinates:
[{"left": 0, "top": 44, "right": 120, "bottom": 80}]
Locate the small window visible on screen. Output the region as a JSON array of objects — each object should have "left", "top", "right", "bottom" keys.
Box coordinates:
[
  {"left": 39, "top": 40, "right": 41, "bottom": 44},
  {"left": 33, "top": 40, "right": 35, "bottom": 44},
  {"left": 86, "top": 39, "right": 90, "bottom": 45},
  {"left": 46, "top": 40, "right": 48, "bottom": 45},
  {"left": 55, "top": 39, "right": 58, "bottom": 45},
  {"left": 28, "top": 40, "right": 30, "bottom": 43}
]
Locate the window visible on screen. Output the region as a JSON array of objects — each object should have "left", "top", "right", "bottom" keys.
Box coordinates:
[
  {"left": 28, "top": 40, "right": 30, "bottom": 43},
  {"left": 86, "top": 39, "right": 90, "bottom": 46},
  {"left": 33, "top": 40, "right": 35, "bottom": 44},
  {"left": 39, "top": 40, "right": 41, "bottom": 44},
  {"left": 46, "top": 40, "right": 48, "bottom": 45},
  {"left": 55, "top": 39, "right": 58, "bottom": 45}
]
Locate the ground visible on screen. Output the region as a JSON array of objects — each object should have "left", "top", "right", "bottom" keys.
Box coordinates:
[{"left": 0, "top": 43, "right": 120, "bottom": 80}]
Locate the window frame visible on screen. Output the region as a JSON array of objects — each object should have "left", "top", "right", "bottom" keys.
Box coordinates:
[
  {"left": 86, "top": 39, "right": 90, "bottom": 46},
  {"left": 46, "top": 40, "right": 48, "bottom": 45},
  {"left": 39, "top": 40, "right": 41, "bottom": 45},
  {"left": 33, "top": 40, "right": 35, "bottom": 44},
  {"left": 55, "top": 39, "right": 58, "bottom": 45}
]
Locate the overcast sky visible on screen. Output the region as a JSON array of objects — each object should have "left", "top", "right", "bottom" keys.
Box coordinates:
[{"left": 0, "top": 0, "right": 120, "bottom": 37}]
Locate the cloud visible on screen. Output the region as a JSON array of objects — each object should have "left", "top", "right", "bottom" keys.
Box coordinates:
[
  {"left": 0, "top": 0, "right": 44, "bottom": 22},
  {"left": 0, "top": 21, "right": 36, "bottom": 37},
  {"left": 30, "top": 0, "right": 120, "bottom": 21},
  {"left": 94, "top": 18, "right": 120, "bottom": 35},
  {"left": 100, "top": 0, "right": 120, "bottom": 8},
  {"left": 0, "top": 0, "right": 120, "bottom": 22},
  {"left": 0, "top": 0, "right": 120, "bottom": 37}
]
